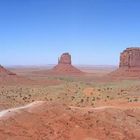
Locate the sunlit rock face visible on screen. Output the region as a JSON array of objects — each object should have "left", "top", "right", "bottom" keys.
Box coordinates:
[
  {"left": 119, "top": 47, "right": 140, "bottom": 68},
  {"left": 58, "top": 53, "right": 72, "bottom": 65},
  {"left": 109, "top": 47, "right": 140, "bottom": 79},
  {"left": 51, "top": 52, "right": 83, "bottom": 75}
]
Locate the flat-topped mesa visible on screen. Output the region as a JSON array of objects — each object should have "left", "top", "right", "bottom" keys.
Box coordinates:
[
  {"left": 58, "top": 53, "right": 71, "bottom": 65},
  {"left": 109, "top": 47, "right": 140, "bottom": 79},
  {"left": 119, "top": 47, "right": 140, "bottom": 68}
]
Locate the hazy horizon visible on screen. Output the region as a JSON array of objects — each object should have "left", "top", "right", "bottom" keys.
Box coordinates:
[
  {"left": 1, "top": 0, "right": 140, "bottom": 66},
  {"left": 6, "top": 64, "right": 118, "bottom": 68}
]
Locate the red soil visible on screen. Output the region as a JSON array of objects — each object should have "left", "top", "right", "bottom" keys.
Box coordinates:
[{"left": 0, "top": 101, "right": 139, "bottom": 140}]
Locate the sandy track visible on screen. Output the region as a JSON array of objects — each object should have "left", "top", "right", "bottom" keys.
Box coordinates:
[
  {"left": 0, "top": 101, "right": 139, "bottom": 118},
  {"left": 0, "top": 101, "right": 139, "bottom": 140},
  {"left": 0, "top": 101, "right": 45, "bottom": 118},
  {"left": 70, "top": 104, "right": 140, "bottom": 110}
]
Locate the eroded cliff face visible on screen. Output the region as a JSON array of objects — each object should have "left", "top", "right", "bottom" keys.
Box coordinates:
[
  {"left": 58, "top": 53, "right": 72, "bottom": 64},
  {"left": 119, "top": 48, "right": 140, "bottom": 68},
  {"left": 51, "top": 53, "right": 83, "bottom": 75},
  {"left": 109, "top": 47, "right": 140, "bottom": 79}
]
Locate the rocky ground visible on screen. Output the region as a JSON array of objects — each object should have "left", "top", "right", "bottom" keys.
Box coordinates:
[
  {"left": 0, "top": 66, "right": 139, "bottom": 140},
  {"left": 0, "top": 101, "right": 139, "bottom": 140}
]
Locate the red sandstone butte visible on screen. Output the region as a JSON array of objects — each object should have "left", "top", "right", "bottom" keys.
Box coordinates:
[
  {"left": 58, "top": 53, "right": 72, "bottom": 64},
  {"left": 51, "top": 53, "right": 84, "bottom": 75},
  {"left": 119, "top": 47, "right": 140, "bottom": 68},
  {"left": 110, "top": 47, "right": 140, "bottom": 78}
]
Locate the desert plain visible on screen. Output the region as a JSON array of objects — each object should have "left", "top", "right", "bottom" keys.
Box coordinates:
[
  {"left": 0, "top": 50, "right": 140, "bottom": 140},
  {"left": 0, "top": 65, "right": 139, "bottom": 140}
]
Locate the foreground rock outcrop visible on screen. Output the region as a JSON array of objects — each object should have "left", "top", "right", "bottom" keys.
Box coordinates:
[
  {"left": 0, "top": 101, "right": 139, "bottom": 140},
  {"left": 51, "top": 53, "right": 84, "bottom": 75},
  {"left": 110, "top": 47, "right": 140, "bottom": 78}
]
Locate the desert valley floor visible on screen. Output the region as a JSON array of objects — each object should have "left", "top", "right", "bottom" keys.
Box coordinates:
[{"left": 0, "top": 65, "right": 139, "bottom": 140}]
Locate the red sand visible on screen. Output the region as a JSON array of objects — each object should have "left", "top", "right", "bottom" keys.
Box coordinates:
[{"left": 0, "top": 101, "right": 139, "bottom": 140}]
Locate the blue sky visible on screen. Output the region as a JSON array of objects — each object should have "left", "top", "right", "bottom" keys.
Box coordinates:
[{"left": 0, "top": 0, "right": 140, "bottom": 66}]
